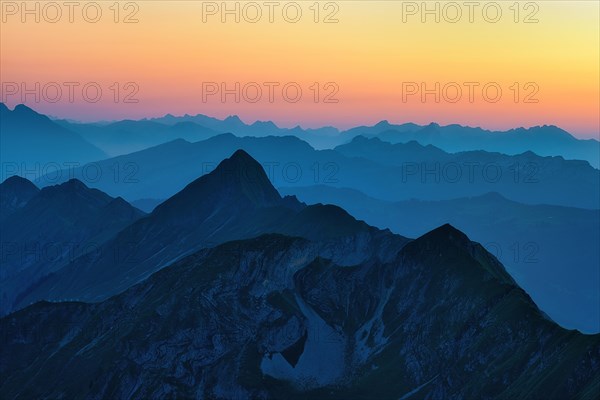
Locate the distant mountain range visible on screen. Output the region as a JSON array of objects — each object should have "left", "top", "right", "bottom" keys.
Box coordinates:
[
  {"left": 34, "top": 133, "right": 600, "bottom": 209},
  {"left": 54, "top": 118, "right": 219, "bottom": 157},
  {"left": 279, "top": 185, "right": 600, "bottom": 333},
  {"left": 345, "top": 121, "right": 600, "bottom": 169},
  {"left": 51, "top": 112, "right": 342, "bottom": 156},
  {"left": 0, "top": 104, "right": 106, "bottom": 168},
  {"left": 2, "top": 103, "right": 594, "bottom": 167}
]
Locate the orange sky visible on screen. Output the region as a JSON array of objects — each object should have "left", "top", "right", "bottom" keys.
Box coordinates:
[{"left": 1, "top": 1, "right": 598, "bottom": 137}]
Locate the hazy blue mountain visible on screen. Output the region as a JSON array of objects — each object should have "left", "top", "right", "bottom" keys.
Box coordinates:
[
  {"left": 343, "top": 122, "right": 600, "bottom": 168},
  {"left": 11, "top": 104, "right": 598, "bottom": 167},
  {"left": 342, "top": 120, "right": 421, "bottom": 139},
  {"left": 0, "top": 175, "right": 39, "bottom": 221},
  {"left": 0, "top": 178, "right": 145, "bottom": 315},
  {"left": 2, "top": 229, "right": 598, "bottom": 398},
  {"left": 149, "top": 112, "right": 600, "bottom": 167},
  {"left": 0, "top": 103, "right": 106, "bottom": 172},
  {"left": 55, "top": 113, "right": 340, "bottom": 156},
  {"left": 56, "top": 118, "right": 219, "bottom": 156},
  {"left": 35, "top": 133, "right": 365, "bottom": 201},
  {"left": 149, "top": 114, "right": 600, "bottom": 167},
  {"left": 15, "top": 150, "right": 407, "bottom": 310},
  {"left": 334, "top": 135, "right": 599, "bottom": 209},
  {"left": 35, "top": 133, "right": 600, "bottom": 209},
  {"left": 336, "top": 135, "right": 451, "bottom": 164},
  {"left": 280, "top": 185, "right": 600, "bottom": 333},
  {"left": 148, "top": 113, "right": 342, "bottom": 149}
]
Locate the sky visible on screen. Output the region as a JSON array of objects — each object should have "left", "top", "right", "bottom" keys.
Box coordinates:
[{"left": 1, "top": 1, "right": 599, "bottom": 138}]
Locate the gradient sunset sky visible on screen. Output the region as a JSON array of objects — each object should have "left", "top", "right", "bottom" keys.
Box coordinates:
[{"left": 1, "top": 1, "right": 598, "bottom": 138}]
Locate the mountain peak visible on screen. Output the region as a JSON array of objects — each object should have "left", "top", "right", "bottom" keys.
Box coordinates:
[
  {"left": 224, "top": 115, "right": 243, "bottom": 124},
  {"left": 0, "top": 175, "right": 40, "bottom": 218},
  {"left": 251, "top": 120, "right": 277, "bottom": 129},
  {"left": 37, "top": 179, "right": 111, "bottom": 206},
  {"left": 407, "top": 223, "right": 516, "bottom": 286},
  {"left": 210, "top": 149, "right": 278, "bottom": 199},
  {"left": 60, "top": 178, "right": 88, "bottom": 191},
  {"left": 13, "top": 103, "right": 37, "bottom": 115},
  {"left": 154, "top": 149, "right": 283, "bottom": 216},
  {"left": 228, "top": 148, "right": 255, "bottom": 163},
  {"left": 1, "top": 175, "right": 37, "bottom": 189},
  {"left": 429, "top": 222, "right": 466, "bottom": 237},
  {"left": 417, "top": 223, "right": 471, "bottom": 248}
]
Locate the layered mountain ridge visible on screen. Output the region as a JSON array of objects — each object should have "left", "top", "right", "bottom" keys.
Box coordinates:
[
  {"left": 0, "top": 103, "right": 106, "bottom": 166},
  {"left": 0, "top": 178, "right": 145, "bottom": 314},
  {"left": 1, "top": 227, "right": 598, "bottom": 399},
  {"left": 11, "top": 150, "right": 407, "bottom": 312},
  {"left": 1, "top": 149, "right": 598, "bottom": 399}
]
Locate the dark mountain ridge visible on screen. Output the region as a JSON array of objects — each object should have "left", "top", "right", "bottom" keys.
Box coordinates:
[
  {"left": 12, "top": 150, "right": 407, "bottom": 312},
  {"left": 0, "top": 178, "right": 145, "bottom": 315},
  {"left": 0, "top": 175, "right": 40, "bottom": 221},
  {"left": 1, "top": 227, "right": 598, "bottom": 399},
  {"left": 280, "top": 184, "right": 600, "bottom": 333}
]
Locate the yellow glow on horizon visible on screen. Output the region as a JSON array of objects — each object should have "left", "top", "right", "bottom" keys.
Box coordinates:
[{"left": 0, "top": 1, "right": 598, "bottom": 137}]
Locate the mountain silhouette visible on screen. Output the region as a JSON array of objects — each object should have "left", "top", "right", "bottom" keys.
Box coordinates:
[
  {"left": 349, "top": 121, "right": 600, "bottom": 168},
  {"left": 13, "top": 150, "right": 407, "bottom": 310},
  {"left": 0, "top": 175, "right": 40, "bottom": 221},
  {"left": 12, "top": 104, "right": 600, "bottom": 167},
  {"left": 334, "top": 135, "right": 599, "bottom": 209},
  {"left": 281, "top": 184, "right": 600, "bottom": 333},
  {"left": 0, "top": 103, "right": 106, "bottom": 168},
  {"left": 0, "top": 178, "right": 145, "bottom": 314},
  {"left": 35, "top": 133, "right": 600, "bottom": 209},
  {"left": 1, "top": 229, "right": 598, "bottom": 398},
  {"left": 55, "top": 118, "right": 219, "bottom": 156},
  {"left": 153, "top": 149, "right": 284, "bottom": 217}
]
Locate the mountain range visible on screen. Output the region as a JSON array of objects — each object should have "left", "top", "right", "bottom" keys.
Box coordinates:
[
  {"left": 3, "top": 105, "right": 599, "bottom": 333},
  {"left": 0, "top": 177, "right": 145, "bottom": 315},
  {"left": 0, "top": 104, "right": 106, "bottom": 170},
  {"left": 1, "top": 150, "right": 598, "bottom": 398},
  {"left": 1, "top": 104, "right": 599, "bottom": 397},
  {"left": 345, "top": 121, "right": 600, "bottom": 169},
  {"left": 9, "top": 150, "right": 406, "bottom": 313},
  {"left": 33, "top": 133, "right": 600, "bottom": 210},
  {"left": 279, "top": 185, "right": 600, "bottom": 333},
  {"left": 3, "top": 103, "right": 597, "bottom": 172},
  {"left": 2, "top": 223, "right": 598, "bottom": 398}
]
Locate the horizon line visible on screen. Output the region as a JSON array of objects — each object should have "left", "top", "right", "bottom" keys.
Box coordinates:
[{"left": 4, "top": 101, "right": 599, "bottom": 141}]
